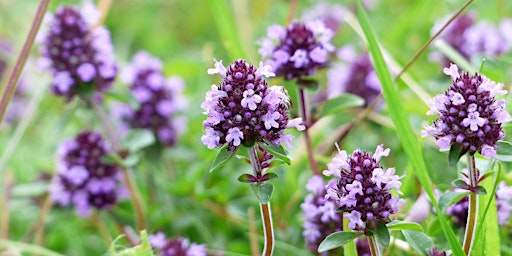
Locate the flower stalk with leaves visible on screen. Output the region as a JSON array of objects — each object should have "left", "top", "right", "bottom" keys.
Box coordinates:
[
  {"left": 423, "top": 63, "right": 510, "bottom": 255},
  {"left": 202, "top": 58, "right": 303, "bottom": 255}
]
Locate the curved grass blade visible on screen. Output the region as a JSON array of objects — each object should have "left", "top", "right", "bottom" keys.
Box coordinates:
[
  {"left": 355, "top": 1, "right": 463, "bottom": 254},
  {"left": 207, "top": 0, "right": 247, "bottom": 60}
]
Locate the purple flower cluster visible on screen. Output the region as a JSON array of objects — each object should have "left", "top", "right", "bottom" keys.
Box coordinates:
[
  {"left": 327, "top": 46, "right": 381, "bottom": 106},
  {"left": 446, "top": 181, "right": 512, "bottom": 227},
  {"left": 201, "top": 59, "right": 304, "bottom": 151},
  {"left": 114, "top": 51, "right": 186, "bottom": 146},
  {"left": 430, "top": 13, "right": 512, "bottom": 64},
  {"left": 301, "top": 175, "right": 343, "bottom": 254},
  {"left": 323, "top": 144, "right": 403, "bottom": 231},
  {"left": 258, "top": 20, "right": 334, "bottom": 80},
  {"left": 149, "top": 232, "right": 208, "bottom": 256},
  {"left": 422, "top": 64, "right": 510, "bottom": 158},
  {"left": 49, "top": 131, "right": 127, "bottom": 217},
  {"left": 39, "top": 2, "right": 117, "bottom": 99}
]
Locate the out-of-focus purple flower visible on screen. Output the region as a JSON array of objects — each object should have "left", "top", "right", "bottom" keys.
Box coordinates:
[
  {"left": 429, "top": 247, "right": 448, "bottom": 256},
  {"left": 149, "top": 232, "right": 208, "bottom": 256},
  {"left": 430, "top": 13, "right": 512, "bottom": 64},
  {"left": 49, "top": 131, "right": 127, "bottom": 217},
  {"left": 114, "top": 51, "right": 186, "bottom": 146},
  {"left": 39, "top": 2, "right": 117, "bottom": 99},
  {"left": 258, "top": 20, "right": 334, "bottom": 80},
  {"left": 496, "top": 181, "right": 512, "bottom": 225},
  {"left": 301, "top": 2, "right": 348, "bottom": 33},
  {"left": 202, "top": 59, "right": 303, "bottom": 151},
  {"left": 324, "top": 144, "right": 403, "bottom": 231},
  {"left": 301, "top": 175, "right": 343, "bottom": 254},
  {"left": 422, "top": 64, "right": 510, "bottom": 158},
  {"left": 327, "top": 46, "right": 380, "bottom": 106}
]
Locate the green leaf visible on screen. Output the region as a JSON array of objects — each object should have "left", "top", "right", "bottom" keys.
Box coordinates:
[
  {"left": 438, "top": 191, "right": 470, "bottom": 214},
  {"left": 451, "top": 179, "right": 469, "bottom": 189},
  {"left": 494, "top": 141, "right": 512, "bottom": 162},
  {"left": 11, "top": 182, "right": 48, "bottom": 198},
  {"left": 260, "top": 141, "right": 291, "bottom": 165},
  {"left": 374, "top": 221, "right": 390, "bottom": 247},
  {"left": 0, "top": 239, "right": 65, "bottom": 256},
  {"left": 474, "top": 185, "right": 487, "bottom": 195},
  {"left": 103, "top": 90, "right": 140, "bottom": 109},
  {"left": 209, "top": 144, "right": 237, "bottom": 173},
  {"left": 207, "top": 0, "right": 246, "bottom": 60},
  {"left": 402, "top": 230, "right": 434, "bottom": 256},
  {"left": 448, "top": 143, "right": 465, "bottom": 167},
  {"left": 297, "top": 78, "right": 319, "bottom": 91},
  {"left": 122, "top": 154, "right": 140, "bottom": 167},
  {"left": 355, "top": 1, "right": 464, "bottom": 254},
  {"left": 115, "top": 230, "right": 155, "bottom": 256},
  {"left": 237, "top": 173, "right": 254, "bottom": 183},
  {"left": 250, "top": 183, "right": 273, "bottom": 204},
  {"left": 386, "top": 220, "right": 423, "bottom": 232},
  {"left": 102, "top": 153, "right": 124, "bottom": 165},
  {"left": 121, "top": 129, "right": 156, "bottom": 153},
  {"left": 318, "top": 94, "right": 365, "bottom": 118},
  {"left": 317, "top": 231, "right": 362, "bottom": 253}
]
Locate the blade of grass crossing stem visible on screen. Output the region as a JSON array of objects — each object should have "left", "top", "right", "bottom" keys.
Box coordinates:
[
  {"left": 355, "top": 1, "right": 464, "bottom": 255},
  {"left": 472, "top": 164, "right": 500, "bottom": 255},
  {"left": 343, "top": 213, "right": 358, "bottom": 256},
  {"left": 208, "top": 0, "right": 247, "bottom": 60}
]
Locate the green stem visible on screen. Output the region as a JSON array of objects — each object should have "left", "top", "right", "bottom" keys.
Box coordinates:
[
  {"left": 89, "top": 99, "right": 146, "bottom": 231},
  {"left": 260, "top": 203, "right": 274, "bottom": 256},
  {"left": 0, "top": 0, "right": 50, "bottom": 124},
  {"left": 463, "top": 154, "right": 478, "bottom": 255},
  {"left": 248, "top": 146, "right": 274, "bottom": 256},
  {"left": 368, "top": 235, "right": 380, "bottom": 256},
  {"left": 298, "top": 88, "right": 319, "bottom": 175}
]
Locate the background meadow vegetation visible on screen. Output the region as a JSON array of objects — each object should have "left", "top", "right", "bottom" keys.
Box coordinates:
[{"left": 1, "top": 0, "right": 512, "bottom": 255}]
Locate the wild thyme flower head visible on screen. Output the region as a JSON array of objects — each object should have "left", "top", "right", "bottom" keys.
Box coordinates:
[
  {"left": 49, "top": 131, "right": 127, "bottom": 217},
  {"left": 114, "top": 51, "right": 186, "bottom": 146},
  {"left": 39, "top": 2, "right": 117, "bottom": 99},
  {"left": 201, "top": 59, "right": 304, "bottom": 151},
  {"left": 258, "top": 20, "right": 334, "bottom": 80},
  {"left": 422, "top": 64, "right": 510, "bottom": 158},
  {"left": 328, "top": 47, "right": 380, "bottom": 106},
  {"left": 323, "top": 144, "right": 403, "bottom": 231},
  {"left": 323, "top": 145, "right": 403, "bottom": 231},
  {"left": 149, "top": 232, "right": 208, "bottom": 256},
  {"left": 301, "top": 175, "right": 343, "bottom": 254}
]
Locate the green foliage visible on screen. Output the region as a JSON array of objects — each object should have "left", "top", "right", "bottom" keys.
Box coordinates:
[{"left": 317, "top": 231, "right": 362, "bottom": 253}]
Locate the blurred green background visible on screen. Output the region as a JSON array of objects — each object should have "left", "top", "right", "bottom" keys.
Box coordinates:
[{"left": 1, "top": 0, "right": 512, "bottom": 255}]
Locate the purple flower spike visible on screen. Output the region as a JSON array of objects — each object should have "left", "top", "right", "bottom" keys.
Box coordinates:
[
  {"left": 301, "top": 175, "right": 343, "bottom": 254},
  {"left": 323, "top": 144, "right": 403, "bottom": 231},
  {"left": 39, "top": 3, "right": 117, "bottom": 99},
  {"left": 422, "top": 64, "right": 510, "bottom": 158},
  {"left": 114, "top": 51, "right": 186, "bottom": 146},
  {"left": 49, "top": 131, "right": 127, "bottom": 217},
  {"left": 258, "top": 20, "right": 334, "bottom": 80},
  {"left": 149, "top": 232, "right": 208, "bottom": 256},
  {"left": 202, "top": 59, "right": 302, "bottom": 151}
]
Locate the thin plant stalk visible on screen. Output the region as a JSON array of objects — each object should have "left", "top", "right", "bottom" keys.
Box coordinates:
[
  {"left": 248, "top": 207, "right": 260, "bottom": 256},
  {"left": 260, "top": 203, "right": 274, "bottom": 256},
  {"left": 368, "top": 235, "right": 380, "bottom": 256},
  {"left": 0, "top": 171, "right": 13, "bottom": 239},
  {"left": 34, "top": 196, "right": 53, "bottom": 249},
  {"left": 248, "top": 146, "right": 275, "bottom": 256},
  {"left": 463, "top": 154, "right": 479, "bottom": 255},
  {"left": 298, "top": 88, "right": 319, "bottom": 175},
  {"left": 88, "top": 98, "right": 146, "bottom": 231},
  {"left": 0, "top": 0, "right": 50, "bottom": 124}
]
